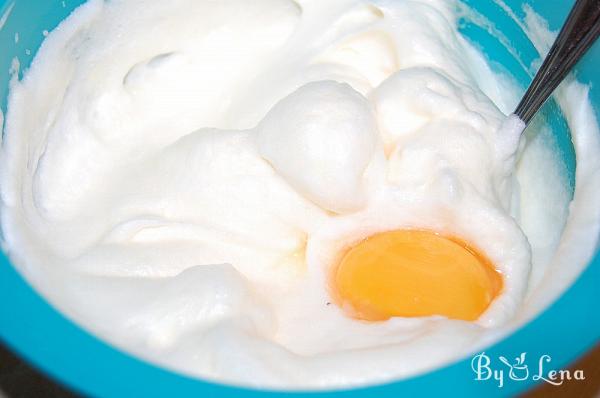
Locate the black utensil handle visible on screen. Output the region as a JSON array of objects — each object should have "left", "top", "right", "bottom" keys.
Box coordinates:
[{"left": 514, "top": 0, "right": 600, "bottom": 124}]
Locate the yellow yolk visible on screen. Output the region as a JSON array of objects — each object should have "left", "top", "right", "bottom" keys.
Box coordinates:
[{"left": 332, "top": 230, "right": 503, "bottom": 322}]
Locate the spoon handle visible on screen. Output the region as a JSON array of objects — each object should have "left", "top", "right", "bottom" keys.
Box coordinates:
[{"left": 515, "top": 0, "right": 600, "bottom": 124}]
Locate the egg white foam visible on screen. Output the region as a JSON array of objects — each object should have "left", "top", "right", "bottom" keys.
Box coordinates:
[{"left": 1, "top": 0, "right": 599, "bottom": 389}]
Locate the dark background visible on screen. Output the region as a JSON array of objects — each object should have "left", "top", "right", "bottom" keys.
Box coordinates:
[
  {"left": 0, "top": 343, "right": 77, "bottom": 398},
  {"left": 0, "top": 341, "right": 598, "bottom": 397}
]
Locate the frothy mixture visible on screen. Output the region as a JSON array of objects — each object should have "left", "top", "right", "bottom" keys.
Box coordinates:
[{"left": 1, "top": 0, "right": 600, "bottom": 388}]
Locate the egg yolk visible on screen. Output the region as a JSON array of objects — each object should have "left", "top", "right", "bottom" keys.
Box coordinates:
[{"left": 332, "top": 230, "right": 503, "bottom": 322}]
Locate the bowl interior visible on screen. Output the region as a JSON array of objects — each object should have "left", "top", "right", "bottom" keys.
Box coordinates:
[{"left": 0, "top": 0, "right": 598, "bottom": 396}]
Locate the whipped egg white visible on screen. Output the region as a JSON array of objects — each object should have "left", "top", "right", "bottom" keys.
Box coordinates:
[{"left": 1, "top": 0, "right": 599, "bottom": 388}]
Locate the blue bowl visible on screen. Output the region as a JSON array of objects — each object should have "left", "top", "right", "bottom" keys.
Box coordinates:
[{"left": 0, "top": 1, "right": 598, "bottom": 396}]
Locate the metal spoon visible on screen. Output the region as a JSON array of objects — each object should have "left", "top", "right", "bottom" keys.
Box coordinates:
[{"left": 515, "top": 0, "right": 600, "bottom": 124}]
